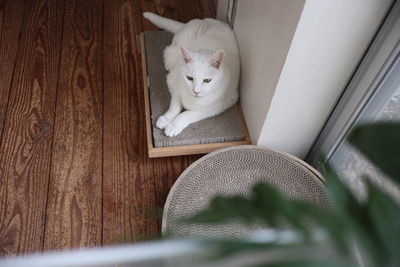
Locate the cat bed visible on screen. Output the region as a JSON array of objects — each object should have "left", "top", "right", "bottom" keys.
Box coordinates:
[
  {"left": 140, "top": 31, "right": 251, "bottom": 157},
  {"left": 162, "top": 145, "right": 328, "bottom": 238}
]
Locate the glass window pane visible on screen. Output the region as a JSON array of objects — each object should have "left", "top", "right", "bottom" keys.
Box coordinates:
[{"left": 329, "top": 72, "right": 400, "bottom": 201}]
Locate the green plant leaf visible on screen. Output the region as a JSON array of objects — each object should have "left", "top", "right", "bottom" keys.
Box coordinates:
[
  {"left": 252, "top": 183, "right": 309, "bottom": 233},
  {"left": 184, "top": 121, "right": 400, "bottom": 267},
  {"left": 292, "top": 201, "right": 350, "bottom": 255},
  {"left": 186, "top": 181, "right": 356, "bottom": 254},
  {"left": 348, "top": 123, "right": 400, "bottom": 182},
  {"left": 322, "top": 164, "right": 387, "bottom": 265},
  {"left": 254, "top": 259, "right": 355, "bottom": 267},
  {"left": 186, "top": 182, "right": 315, "bottom": 237},
  {"left": 366, "top": 180, "right": 400, "bottom": 266},
  {"left": 186, "top": 182, "right": 352, "bottom": 255},
  {"left": 348, "top": 217, "right": 385, "bottom": 267},
  {"left": 204, "top": 239, "right": 306, "bottom": 260},
  {"left": 184, "top": 195, "right": 261, "bottom": 224},
  {"left": 322, "top": 164, "right": 361, "bottom": 215},
  {"left": 320, "top": 164, "right": 378, "bottom": 257}
]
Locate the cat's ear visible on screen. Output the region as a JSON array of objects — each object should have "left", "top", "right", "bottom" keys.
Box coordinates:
[
  {"left": 180, "top": 47, "right": 193, "bottom": 64},
  {"left": 209, "top": 49, "right": 225, "bottom": 69}
]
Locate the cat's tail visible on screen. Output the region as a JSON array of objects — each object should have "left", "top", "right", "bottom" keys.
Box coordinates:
[{"left": 143, "top": 12, "right": 184, "bottom": 34}]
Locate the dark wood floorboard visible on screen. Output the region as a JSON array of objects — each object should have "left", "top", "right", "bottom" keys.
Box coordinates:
[
  {"left": 0, "top": 0, "right": 215, "bottom": 256},
  {"left": 139, "top": 0, "right": 204, "bottom": 231},
  {"left": 0, "top": 0, "right": 64, "bottom": 255},
  {"left": 102, "top": 0, "right": 159, "bottom": 245},
  {"left": 0, "top": 0, "right": 25, "bottom": 142},
  {"left": 44, "top": 0, "right": 104, "bottom": 250},
  {"left": 143, "top": 0, "right": 213, "bottom": 231}
]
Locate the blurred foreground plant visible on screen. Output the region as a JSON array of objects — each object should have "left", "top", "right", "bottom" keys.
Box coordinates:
[{"left": 186, "top": 123, "right": 400, "bottom": 267}]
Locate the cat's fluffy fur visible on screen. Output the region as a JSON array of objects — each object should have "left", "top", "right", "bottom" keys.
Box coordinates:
[{"left": 143, "top": 12, "right": 240, "bottom": 137}]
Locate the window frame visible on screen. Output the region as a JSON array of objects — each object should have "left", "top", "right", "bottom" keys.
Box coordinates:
[{"left": 306, "top": 0, "right": 400, "bottom": 170}]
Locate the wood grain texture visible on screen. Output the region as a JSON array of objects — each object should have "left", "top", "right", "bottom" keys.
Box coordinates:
[
  {"left": 140, "top": 33, "right": 156, "bottom": 158},
  {"left": 152, "top": 154, "right": 200, "bottom": 230},
  {"left": 102, "top": 0, "right": 158, "bottom": 245},
  {"left": 0, "top": 0, "right": 64, "bottom": 255},
  {"left": 163, "top": 0, "right": 215, "bottom": 22},
  {"left": 43, "top": 0, "right": 103, "bottom": 250},
  {"left": 0, "top": 0, "right": 216, "bottom": 255},
  {"left": 140, "top": 0, "right": 205, "bottom": 231},
  {"left": 0, "top": 0, "right": 25, "bottom": 142}
]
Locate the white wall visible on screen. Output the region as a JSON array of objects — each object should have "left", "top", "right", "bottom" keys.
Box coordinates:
[
  {"left": 257, "top": 0, "right": 392, "bottom": 158},
  {"left": 216, "top": 0, "right": 228, "bottom": 22},
  {"left": 233, "top": 0, "right": 306, "bottom": 142}
]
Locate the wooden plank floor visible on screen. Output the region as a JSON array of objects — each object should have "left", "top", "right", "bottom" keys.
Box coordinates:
[{"left": 0, "top": 0, "right": 215, "bottom": 256}]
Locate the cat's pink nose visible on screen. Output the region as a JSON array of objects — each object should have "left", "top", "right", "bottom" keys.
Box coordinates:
[{"left": 193, "top": 90, "right": 200, "bottom": 95}]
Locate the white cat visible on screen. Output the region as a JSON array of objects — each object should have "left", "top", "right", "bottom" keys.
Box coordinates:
[{"left": 143, "top": 12, "right": 240, "bottom": 137}]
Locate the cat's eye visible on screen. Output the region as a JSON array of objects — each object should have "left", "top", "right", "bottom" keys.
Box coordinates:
[
  {"left": 203, "top": 78, "right": 212, "bottom": 83},
  {"left": 186, "top": 76, "right": 193, "bottom": 81}
]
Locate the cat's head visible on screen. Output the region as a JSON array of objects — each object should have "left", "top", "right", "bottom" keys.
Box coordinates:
[{"left": 180, "top": 47, "right": 224, "bottom": 98}]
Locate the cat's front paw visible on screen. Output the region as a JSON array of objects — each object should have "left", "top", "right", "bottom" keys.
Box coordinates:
[
  {"left": 164, "top": 123, "right": 183, "bottom": 137},
  {"left": 156, "top": 115, "right": 171, "bottom": 129}
]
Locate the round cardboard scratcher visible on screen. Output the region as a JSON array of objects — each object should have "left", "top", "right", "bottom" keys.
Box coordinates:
[{"left": 162, "top": 145, "right": 328, "bottom": 239}]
